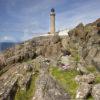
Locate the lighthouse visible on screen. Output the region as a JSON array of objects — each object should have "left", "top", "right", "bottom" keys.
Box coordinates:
[{"left": 50, "top": 8, "right": 55, "bottom": 34}]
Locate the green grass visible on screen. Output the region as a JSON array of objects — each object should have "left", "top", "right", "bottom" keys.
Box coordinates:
[
  {"left": 15, "top": 73, "right": 38, "bottom": 100},
  {"left": 49, "top": 67, "right": 79, "bottom": 98},
  {"left": 86, "top": 66, "right": 97, "bottom": 73},
  {"left": 87, "top": 95, "right": 93, "bottom": 100}
]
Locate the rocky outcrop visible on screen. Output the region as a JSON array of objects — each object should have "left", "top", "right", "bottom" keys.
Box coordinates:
[
  {"left": 66, "top": 18, "right": 100, "bottom": 72},
  {"left": 0, "top": 56, "right": 71, "bottom": 100},
  {"left": 76, "top": 83, "right": 91, "bottom": 99},
  {"left": 35, "top": 36, "right": 62, "bottom": 59},
  {"left": 75, "top": 74, "right": 95, "bottom": 99},
  {"left": 0, "top": 62, "right": 34, "bottom": 100},
  {"left": 0, "top": 36, "right": 63, "bottom": 71},
  {"left": 33, "top": 63, "right": 70, "bottom": 100}
]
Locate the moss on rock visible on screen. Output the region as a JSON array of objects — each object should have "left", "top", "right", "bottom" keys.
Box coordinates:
[{"left": 49, "top": 67, "right": 79, "bottom": 98}]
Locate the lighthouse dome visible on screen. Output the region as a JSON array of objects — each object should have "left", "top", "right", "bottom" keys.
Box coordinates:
[{"left": 51, "top": 8, "right": 55, "bottom": 12}]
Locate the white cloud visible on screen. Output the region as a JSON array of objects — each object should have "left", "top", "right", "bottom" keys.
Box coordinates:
[{"left": 0, "top": 36, "right": 17, "bottom": 42}]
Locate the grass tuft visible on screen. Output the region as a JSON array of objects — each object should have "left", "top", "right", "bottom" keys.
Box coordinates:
[{"left": 95, "top": 73, "right": 100, "bottom": 84}]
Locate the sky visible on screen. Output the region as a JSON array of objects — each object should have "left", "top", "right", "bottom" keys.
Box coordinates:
[{"left": 0, "top": 0, "right": 100, "bottom": 42}]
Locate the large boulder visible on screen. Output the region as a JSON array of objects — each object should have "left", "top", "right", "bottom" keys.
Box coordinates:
[
  {"left": 59, "top": 55, "right": 71, "bottom": 70},
  {"left": 75, "top": 73, "right": 95, "bottom": 84},
  {"left": 77, "top": 63, "right": 89, "bottom": 75},
  {"left": 85, "top": 47, "right": 98, "bottom": 65},
  {"left": 76, "top": 83, "right": 91, "bottom": 99},
  {"left": 92, "top": 84, "right": 100, "bottom": 100}
]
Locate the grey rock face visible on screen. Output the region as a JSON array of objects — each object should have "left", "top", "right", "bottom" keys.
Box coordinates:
[
  {"left": 76, "top": 83, "right": 91, "bottom": 99},
  {"left": 92, "top": 84, "right": 100, "bottom": 100}
]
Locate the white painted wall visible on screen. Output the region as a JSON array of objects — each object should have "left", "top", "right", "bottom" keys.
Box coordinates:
[
  {"left": 40, "top": 29, "right": 69, "bottom": 37},
  {"left": 58, "top": 29, "right": 69, "bottom": 36}
]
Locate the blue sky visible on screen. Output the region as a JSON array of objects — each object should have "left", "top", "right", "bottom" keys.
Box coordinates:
[{"left": 0, "top": 0, "right": 100, "bottom": 42}]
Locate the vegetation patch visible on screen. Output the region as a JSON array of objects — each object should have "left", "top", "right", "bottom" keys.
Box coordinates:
[
  {"left": 95, "top": 73, "right": 100, "bottom": 84},
  {"left": 73, "top": 54, "right": 80, "bottom": 63},
  {"left": 49, "top": 67, "right": 79, "bottom": 98},
  {"left": 87, "top": 95, "right": 93, "bottom": 100},
  {"left": 86, "top": 66, "right": 97, "bottom": 73},
  {"left": 15, "top": 73, "right": 38, "bottom": 100}
]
